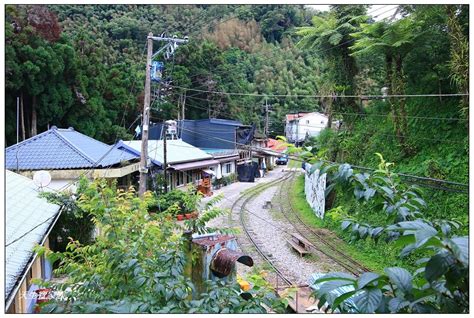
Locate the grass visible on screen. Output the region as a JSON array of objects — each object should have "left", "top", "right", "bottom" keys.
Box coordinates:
[
  {"left": 287, "top": 159, "right": 300, "bottom": 169},
  {"left": 289, "top": 174, "right": 411, "bottom": 274}
]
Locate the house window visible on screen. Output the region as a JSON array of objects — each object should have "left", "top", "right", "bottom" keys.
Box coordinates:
[
  {"left": 26, "top": 267, "right": 33, "bottom": 290},
  {"left": 177, "top": 171, "right": 184, "bottom": 186},
  {"left": 41, "top": 255, "right": 46, "bottom": 279},
  {"left": 225, "top": 163, "right": 232, "bottom": 174},
  {"left": 186, "top": 171, "right": 193, "bottom": 184}
]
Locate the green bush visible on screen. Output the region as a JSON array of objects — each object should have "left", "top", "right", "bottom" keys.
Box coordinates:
[{"left": 151, "top": 187, "right": 201, "bottom": 215}]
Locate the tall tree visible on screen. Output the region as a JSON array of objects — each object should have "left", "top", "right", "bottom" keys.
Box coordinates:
[
  {"left": 446, "top": 4, "right": 469, "bottom": 119},
  {"left": 350, "top": 16, "right": 421, "bottom": 152},
  {"left": 295, "top": 5, "right": 367, "bottom": 125}
]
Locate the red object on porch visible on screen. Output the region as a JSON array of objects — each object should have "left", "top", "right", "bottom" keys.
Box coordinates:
[
  {"left": 197, "top": 176, "right": 213, "bottom": 197},
  {"left": 34, "top": 288, "right": 52, "bottom": 313}
]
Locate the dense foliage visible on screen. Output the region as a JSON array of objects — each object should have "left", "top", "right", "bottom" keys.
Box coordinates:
[
  {"left": 6, "top": 4, "right": 468, "bottom": 314},
  {"left": 35, "top": 179, "right": 287, "bottom": 313},
  {"left": 303, "top": 158, "right": 468, "bottom": 313},
  {"left": 5, "top": 4, "right": 323, "bottom": 144},
  {"left": 6, "top": 5, "right": 467, "bottom": 146},
  {"left": 39, "top": 178, "right": 95, "bottom": 252}
]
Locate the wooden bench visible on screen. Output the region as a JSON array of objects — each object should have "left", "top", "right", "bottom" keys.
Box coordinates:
[{"left": 287, "top": 233, "right": 311, "bottom": 257}]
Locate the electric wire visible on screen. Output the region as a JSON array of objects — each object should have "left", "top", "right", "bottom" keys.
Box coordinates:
[
  {"left": 169, "top": 85, "right": 469, "bottom": 99},
  {"left": 176, "top": 126, "right": 468, "bottom": 191},
  {"left": 168, "top": 89, "right": 468, "bottom": 122},
  {"left": 5, "top": 209, "right": 62, "bottom": 247},
  {"left": 294, "top": 123, "right": 467, "bottom": 145},
  {"left": 145, "top": 117, "right": 467, "bottom": 190}
]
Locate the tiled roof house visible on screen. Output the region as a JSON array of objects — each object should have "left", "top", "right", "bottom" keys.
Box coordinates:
[
  {"left": 5, "top": 170, "right": 61, "bottom": 313},
  {"left": 5, "top": 127, "right": 140, "bottom": 191}
]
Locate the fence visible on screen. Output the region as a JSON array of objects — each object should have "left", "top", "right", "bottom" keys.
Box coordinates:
[{"left": 303, "top": 163, "right": 326, "bottom": 219}]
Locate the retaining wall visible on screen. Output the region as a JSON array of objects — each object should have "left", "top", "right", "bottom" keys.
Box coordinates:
[{"left": 303, "top": 163, "right": 326, "bottom": 219}]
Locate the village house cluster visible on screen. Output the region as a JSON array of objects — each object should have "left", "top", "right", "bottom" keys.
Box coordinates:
[
  {"left": 4, "top": 111, "right": 329, "bottom": 313},
  {"left": 6, "top": 113, "right": 331, "bottom": 313}
]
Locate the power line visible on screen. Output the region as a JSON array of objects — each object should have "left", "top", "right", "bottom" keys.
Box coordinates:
[
  {"left": 176, "top": 126, "right": 468, "bottom": 190},
  {"left": 5, "top": 210, "right": 62, "bottom": 247},
  {"left": 169, "top": 85, "right": 468, "bottom": 99},
  {"left": 294, "top": 123, "right": 467, "bottom": 145},
  {"left": 177, "top": 90, "right": 468, "bottom": 123},
  {"left": 331, "top": 111, "right": 468, "bottom": 122},
  {"left": 372, "top": 5, "right": 399, "bottom": 18},
  {"left": 366, "top": 5, "right": 390, "bottom": 15}
]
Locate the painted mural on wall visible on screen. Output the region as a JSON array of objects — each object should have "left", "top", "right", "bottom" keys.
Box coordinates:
[{"left": 303, "top": 163, "right": 326, "bottom": 219}]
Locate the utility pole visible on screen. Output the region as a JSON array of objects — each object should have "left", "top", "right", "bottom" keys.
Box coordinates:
[
  {"left": 264, "top": 98, "right": 269, "bottom": 147},
  {"left": 296, "top": 111, "right": 299, "bottom": 147},
  {"left": 16, "top": 97, "right": 19, "bottom": 145},
  {"left": 138, "top": 33, "right": 188, "bottom": 197},
  {"left": 181, "top": 91, "right": 186, "bottom": 121},
  {"left": 163, "top": 121, "right": 168, "bottom": 193},
  {"left": 139, "top": 32, "right": 153, "bottom": 197}
]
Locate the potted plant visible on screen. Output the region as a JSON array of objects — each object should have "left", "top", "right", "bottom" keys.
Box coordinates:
[
  {"left": 165, "top": 203, "right": 183, "bottom": 221},
  {"left": 183, "top": 187, "right": 201, "bottom": 219}
]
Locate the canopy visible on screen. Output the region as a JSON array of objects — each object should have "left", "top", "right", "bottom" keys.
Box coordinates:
[
  {"left": 170, "top": 159, "right": 219, "bottom": 171},
  {"left": 202, "top": 169, "right": 215, "bottom": 176}
]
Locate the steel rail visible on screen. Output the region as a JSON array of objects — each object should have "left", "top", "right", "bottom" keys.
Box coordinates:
[
  {"left": 231, "top": 172, "right": 295, "bottom": 287},
  {"left": 278, "top": 174, "right": 371, "bottom": 276}
]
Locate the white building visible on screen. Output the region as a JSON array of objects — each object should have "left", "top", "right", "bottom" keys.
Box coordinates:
[{"left": 285, "top": 112, "right": 328, "bottom": 144}]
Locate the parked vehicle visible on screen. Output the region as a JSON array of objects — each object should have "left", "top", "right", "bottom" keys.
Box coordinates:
[{"left": 276, "top": 154, "right": 288, "bottom": 165}]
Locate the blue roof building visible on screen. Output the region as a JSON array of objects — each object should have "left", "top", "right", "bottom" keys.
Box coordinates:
[
  {"left": 6, "top": 126, "right": 138, "bottom": 170},
  {"left": 5, "top": 170, "right": 62, "bottom": 313},
  {"left": 149, "top": 119, "right": 254, "bottom": 150},
  {"left": 5, "top": 127, "right": 140, "bottom": 192}
]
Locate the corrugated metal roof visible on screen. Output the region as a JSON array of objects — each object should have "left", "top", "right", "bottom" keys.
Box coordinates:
[
  {"left": 5, "top": 127, "right": 138, "bottom": 170},
  {"left": 185, "top": 118, "right": 245, "bottom": 127},
  {"left": 286, "top": 112, "right": 328, "bottom": 122},
  {"left": 170, "top": 159, "right": 220, "bottom": 171},
  {"left": 5, "top": 170, "right": 61, "bottom": 302},
  {"left": 201, "top": 148, "right": 239, "bottom": 157},
  {"left": 120, "top": 139, "right": 212, "bottom": 165},
  {"left": 267, "top": 138, "right": 287, "bottom": 152}
]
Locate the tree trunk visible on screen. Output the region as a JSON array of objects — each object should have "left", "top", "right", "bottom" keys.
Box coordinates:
[
  {"left": 24, "top": 95, "right": 31, "bottom": 139},
  {"left": 325, "top": 97, "right": 333, "bottom": 129},
  {"left": 386, "top": 54, "right": 401, "bottom": 141},
  {"left": 20, "top": 93, "right": 25, "bottom": 141},
  {"left": 31, "top": 95, "right": 37, "bottom": 136},
  {"left": 446, "top": 5, "right": 469, "bottom": 120},
  {"left": 385, "top": 54, "right": 393, "bottom": 92},
  {"left": 395, "top": 55, "right": 407, "bottom": 134}
]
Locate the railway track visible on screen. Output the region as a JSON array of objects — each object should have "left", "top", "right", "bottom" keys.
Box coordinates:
[
  {"left": 230, "top": 171, "right": 296, "bottom": 287},
  {"left": 277, "top": 173, "right": 371, "bottom": 276}
]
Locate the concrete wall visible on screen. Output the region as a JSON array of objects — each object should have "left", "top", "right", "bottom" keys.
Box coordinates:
[
  {"left": 49, "top": 179, "right": 77, "bottom": 192},
  {"left": 303, "top": 163, "right": 327, "bottom": 219}
]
